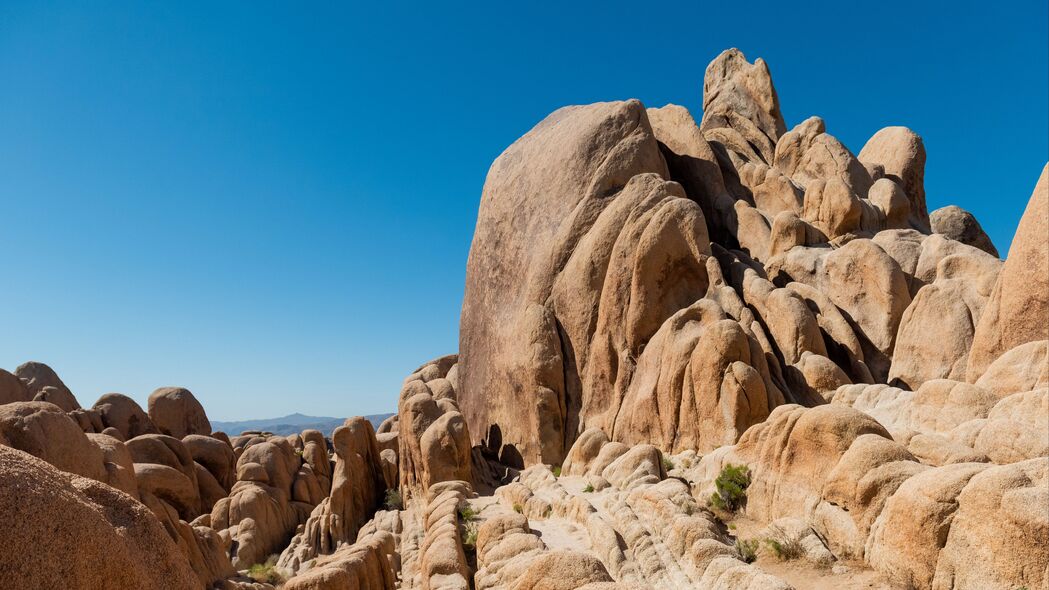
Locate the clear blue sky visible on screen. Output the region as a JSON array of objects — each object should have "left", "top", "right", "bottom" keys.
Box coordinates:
[{"left": 1, "top": 1, "right": 1045, "bottom": 421}]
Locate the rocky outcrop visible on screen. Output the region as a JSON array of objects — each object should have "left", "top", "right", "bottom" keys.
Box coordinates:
[
  {"left": 211, "top": 435, "right": 314, "bottom": 569},
  {"left": 0, "top": 401, "right": 108, "bottom": 481},
  {"left": 398, "top": 356, "right": 472, "bottom": 498},
  {"left": 2, "top": 46, "right": 1046, "bottom": 590},
  {"left": 456, "top": 48, "right": 1017, "bottom": 470},
  {"left": 282, "top": 511, "right": 400, "bottom": 590},
  {"left": 148, "top": 387, "right": 212, "bottom": 439},
  {"left": 14, "top": 361, "right": 80, "bottom": 411},
  {"left": 94, "top": 392, "right": 158, "bottom": 440},
  {"left": 692, "top": 404, "right": 1047, "bottom": 589},
  {"left": 0, "top": 445, "right": 199, "bottom": 589},
  {"left": 930, "top": 205, "right": 999, "bottom": 256},
  {"left": 967, "top": 165, "right": 1049, "bottom": 380},
  {"left": 277, "top": 417, "right": 386, "bottom": 573}
]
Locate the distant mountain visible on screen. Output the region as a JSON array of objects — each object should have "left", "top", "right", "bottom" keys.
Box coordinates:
[{"left": 211, "top": 412, "right": 394, "bottom": 437}]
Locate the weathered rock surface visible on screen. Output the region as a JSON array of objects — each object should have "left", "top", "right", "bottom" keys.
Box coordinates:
[
  {"left": 967, "top": 165, "right": 1049, "bottom": 380},
  {"left": 278, "top": 416, "right": 386, "bottom": 573},
  {"left": 930, "top": 205, "right": 999, "bottom": 256},
  {"left": 149, "top": 386, "right": 212, "bottom": 439},
  {"left": 94, "top": 392, "right": 158, "bottom": 440},
  {"left": 0, "top": 401, "right": 108, "bottom": 481},
  {"left": 399, "top": 356, "right": 473, "bottom": 498},
  {"left": 0, "top": 445, "right": 199, "bottom": 589}
]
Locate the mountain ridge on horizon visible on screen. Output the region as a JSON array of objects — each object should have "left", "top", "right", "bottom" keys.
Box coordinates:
[{"left": 211, "top": 411, "right": 394, "bottom": 436}]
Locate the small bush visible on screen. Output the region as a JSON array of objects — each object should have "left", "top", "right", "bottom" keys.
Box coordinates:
[
  {"left": 582, "top": 484, "right": 594, "bottom": 493},
  {"left": 709, "top": 463, "right": 750, "bottom": 513},
  {"left": 458, "top": 502, "right": 478, "bottom": 522},
  {"left": 764, "top": 526, "right": 804, "bottom": 561},
  {"left": 384, "top": 489, "right": 403, "bottom": 511},
  {"left": 661, "top": 454, "right": 674, "bottom": 472},
  {"left": 247, "top": 555, "right": 285, "bottom": 584},
  {"left": 552, "top": 465, "right": 562, "bottom": 477},
  {"left": 736, "top": 538, "right": 759, "bottom": 563},
  {"left": 461, "top": 521, "right": 479, "bottom": 550},
  {"left": 513, "top": 503, "right": 523, "bottom": 514}
]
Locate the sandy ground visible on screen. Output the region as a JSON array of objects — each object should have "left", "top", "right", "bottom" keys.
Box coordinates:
[{"left": 729, "top": 515, "right": 905, "bottom": 590}]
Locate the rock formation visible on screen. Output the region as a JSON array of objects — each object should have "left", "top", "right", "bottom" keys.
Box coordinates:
[{"left": 1, "top": 47, "right": 1046, "bottom": 590}]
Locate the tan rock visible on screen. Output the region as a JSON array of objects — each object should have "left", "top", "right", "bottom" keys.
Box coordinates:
[
  {"left": 967, "top": 164, "right": 1049, "bottom": 380},
  {"left": 0, "top": 368, "right": 30, "bottom": 405},
  {"left": 399, "top": 357, "right": 473, "bottom": 498},
  {"left": 0, "top": 401, "right": 107, "bottom": 481},
  {"left": 88, "top": 432, "right": 140, "bottom": 499},
  {"left": 93, "top": 392, "right": 157, "bottom": 440},
  {"left": 459, "top": 99, "right": 671, "bottom": 466},
  {"left": 930, "top": 205, "right": 999, "bottom": 256},
  {"left": 701, "top": 48, "right": 786, "bottom": 163},
  {"left": 0, "top": 445, "right": 199, "bottom": 589},
  {"left": 148, "top": 386, "right": 212, "bottom": 438},
  {"left": 14, "top": 361, "right": 79, "bottom": 410},
  {"left": 858, "top": 127, "right": 929, "bottom": 229},
  {"left": 932, "top": 458, "right": 1048, "bottom": 589}
]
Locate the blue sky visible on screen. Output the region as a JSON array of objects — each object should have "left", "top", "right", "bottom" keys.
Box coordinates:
[{"left": 1, "top": 1, "right": 1045, "bottom": 420}]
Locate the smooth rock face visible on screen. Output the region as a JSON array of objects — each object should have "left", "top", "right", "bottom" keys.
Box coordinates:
[
  {"left": 94, "top": 392, "right": 158, "bottom": 440},
  {"left": 858, "top": 126, "right": 929, "bottom": 230},
  {"left": 701, "top": 48, "right": 786, "bottom": 163},
  {"left": 398, "top": 356, "right": 472, "bottom": 498},
  {"left": 931, "top": 205, "right": 999, "bottom": 256},
  {"left": 14, "top": 361, "right": 79, "bottom": 410},
  {"left": 0, "top": 369, "right": 31, "bottom": 405},
  {"left": 0, "top": 445, "right": 199, "bottom": 590},
  {"left": 148, "top": 387, "right": 212, "bottom": 439},
  {"left": 967, "top": 164, "right": 1049, "bottom": 381},
  {"left": 0, "top": 401, "right": 107, "bottom": 481},
  {"left": 459, "top": 99, "right": 673, "bottom": 465}
]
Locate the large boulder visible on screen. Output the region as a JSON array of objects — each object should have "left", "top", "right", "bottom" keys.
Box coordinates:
[
  {"left": 967, "top": 164, "right": 1049, "bottom": 380},
  {"left": 0, "top": 445, "right": 198, "bottom": 589},
  {"left": 930, "top": 205, "right": 999, "bottom": 257},
  {"left": 93, "top": 392, "right": 157, "bottom": 440},
  {"left": 0, "top": 369, "right": 30, "bottom": 405},
  {"left": 700, "top": 48, "right": 786, "bottom": 164},
  {"left": 459, "top": 98, "right": 679, "bottom": 465},
  {"left": 398, "top": 356, "right": 472, "bottom": 498},
  {"left": 148, "top": 387, "right": 212, "bottom": 439},
  {"left": 888, "top": 247, "right": 1001, "bottom": 389},
  {"left": 211, "top": 436, "right": 310, "bottom": 569},
  {"left": 0, "top": 401, "right": 107, "bottom": 481},
  {"left": 14, "top": 361, "right": 79, "bottom": 411},
  {"left": 858, "top": 126, "right": 929, "bottom": 230}
]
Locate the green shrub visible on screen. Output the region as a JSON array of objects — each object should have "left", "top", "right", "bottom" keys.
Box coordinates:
[
  {"left": 661, "top": 454, "right": 674, "bottom": 472},
  {"left": 458, "top": 502, "right": 478, "bottom": 522},
  {"left": 384, "top": 489, "right": 403, "bottom": 511},
  {"left": 709, "top": 463, "right": 750, "bottom": 513},
  {"left": 552, "top": 465, "right": 562, "bottom": 477},
  {"left": 582, "top": 483, "right": 594, "bottom": 493},
  {"left": 513, "top": 503, "right": 523, "bottom": 514},
  {"left": 736, "top": 538, "right": 759, "bottom": 563},
  {"left": 461, "top": 521, "right": 479, "bottom": 550},
  {"left": 247, "top": 555, "right": 285, "bottom": 584}
]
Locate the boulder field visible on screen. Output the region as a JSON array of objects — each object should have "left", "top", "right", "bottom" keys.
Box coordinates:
[{"left": 1, "top": 49, "right": 1046, "bottom": 590}]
